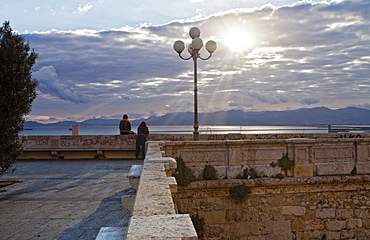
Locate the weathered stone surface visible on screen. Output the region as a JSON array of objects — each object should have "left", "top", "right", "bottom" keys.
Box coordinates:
[
  {"left": 326, "top": 220, "right": 347, "bottom": 231},
  {"left": 316, "top": 162, "right": 355, "bottom": 175},
  {"left": 282, "top": 206, "right": 306, "bottom": 216},
  {"left": 174, "top": 175, "right": 370, "bottom": 239},
  {"left": 294, "top": 163, "right": 316, "bottom": 177},
  {"left": 347, "top": 218, "right": 363, "bottom": 229},
  {"left": 127, "top": 142, "right": 197, "bottom": 239},
  {"left": 126, "top": 215, "right": 197, "bottom": 240},
  {"left": 316, "top": 209, "right": 336, "bottom": 219}
]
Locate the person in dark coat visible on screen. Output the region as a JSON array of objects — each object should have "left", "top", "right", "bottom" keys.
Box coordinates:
[
  {"left": 136, "top": 121, "right": 149, "bottom": 158},
  {"left": 119, "top": 114, "right": 134, "bottom": 135}
]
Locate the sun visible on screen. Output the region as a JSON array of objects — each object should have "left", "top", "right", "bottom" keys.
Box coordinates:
[{"left": 222, "top": 29, "right": 254, "bottom": 52}]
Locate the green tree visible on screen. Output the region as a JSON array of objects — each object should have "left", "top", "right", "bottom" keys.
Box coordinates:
[{"left": 0, "top": 21, "right": 38, "bottom": 175}]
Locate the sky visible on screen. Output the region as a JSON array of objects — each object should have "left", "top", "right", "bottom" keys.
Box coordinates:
[{"left": 1, "top": 0, "right": 370, "bottom": 123}]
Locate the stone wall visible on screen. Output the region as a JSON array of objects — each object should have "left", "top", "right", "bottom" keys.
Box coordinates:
[
  {"left": 174, "top": 176, "right": 370, "bottom": 240},
  {"left": 20, "top": 132, "right": 370, "bottom": 151},
  {"left": 161, "top": 138, "right": 370, "bottom": 178}
]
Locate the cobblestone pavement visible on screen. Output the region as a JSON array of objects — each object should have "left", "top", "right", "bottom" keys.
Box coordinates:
[{"left": 0, "top": 159, "right": 143, "bottom": 240}]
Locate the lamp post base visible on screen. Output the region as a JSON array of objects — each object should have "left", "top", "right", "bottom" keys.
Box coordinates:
[{"left": 193, "top": 130, "right": 199, "bottom": 141}]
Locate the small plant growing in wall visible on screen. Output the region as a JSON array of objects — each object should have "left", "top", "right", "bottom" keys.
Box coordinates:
[
  {"left": 230, "top": 185, "right": 251, "bottom": 201},
  {"left": 236, "top": 167, "right": 259, "bottom": 179},
  {"left": 173, "top": 156, "right": 196, "bottom": 186},
  {"left": 191, "top": 214, "right": 205, "bottom": 240},
  {"left": 202, "top": 165, "right": 218, "bottom": 180},
  {"left": 278, "top": 153, "right": 294, "bottom": 176},
  {"left": 271, "top": 153, "right": 294, "bottom": 177},
  {"left": 270, "top": 162, "right": 277, "bottom": 168},
  {"left": 351, "top": 167, "right": 357, "bottom": 175},
  {"left": 272, "top": 173, "right": 285, "bottom": 179}
]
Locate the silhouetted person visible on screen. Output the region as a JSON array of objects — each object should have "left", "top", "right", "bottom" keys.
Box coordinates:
[
  {"left": 119, "top": 114, "right": 134, "bottom": 135},
  {"left": 136, "top": 121, "right": 149, "bottom": 158}
]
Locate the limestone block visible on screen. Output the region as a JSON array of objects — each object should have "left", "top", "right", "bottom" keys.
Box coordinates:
[
  {"left": 347, "top": 218, "right": 363, "bottom": 229},
  {"left": 291, "top": 219, "right": 305, "bottom": 231},
  {"left": 294, "top": 164, "right": 316, "bottom": 177},
  {"left": 205, "top": 211, "right": 226, "bottom": 224},
  {"left": 326, "top": 220, "right": 346, "bottom": 231},
  {"left": 363, "top": 220, "right": 370, "bottom": 229},
  {"left": 305, "top": 219, "right": 325, "bottom": 230},
  {"left": 294, "top": 147, "right": 310, "bottom": 165},
  {"left": 336, "top": 209, "right": 354, "bottom": 220},
  {"left": 315, "top": 209, "right": 335, "bottom": 219},
  {"left": 315, "top": 162, "right": 355, "bottom": 175},
  {"left": 356, "top": 162, "right": 370, "bottom": 174},
  {"left": 312, "top": 146, "right": 354, "bottom": 163},
  {"left": 126, "top": 214, "right": 197, "bottom": 240},
  {"left": 242, "top": 147, "right": 285, "bottom": 164},
  {"left": 355, "top": 209, "right": 370, "bottom": 219},
  {"left": 282, "top": 206, "right": 306, "bottom": 216},
  {"left": 178, "top": 145, "right": 228, "bottom": 167}
]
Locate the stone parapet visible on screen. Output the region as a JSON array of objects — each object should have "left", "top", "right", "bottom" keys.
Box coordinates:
[
  {"left": 125, "top": 142, "right": 198, "bottom": 240},
  {"left": 18, "top": 133, "right": 370, "bottom": 159},
  {"left": 161, "top": 138, "right": 370, "bottom": 178}
]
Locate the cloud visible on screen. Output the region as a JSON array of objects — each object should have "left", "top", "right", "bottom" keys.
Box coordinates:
[
  {"left": 120, "top": 96, "right": 132, "bottom": 101},
  {"left": 248, "top": 91, "right": 280, "bottom": 104},
  {"left": 33, "top": 66, "right": 91, "bottom": 104},
  {"left": 350, "top": 103, "right": 370, "bottom": 110},
  {"left": 22, "top": 0, "right": 370, "bottom": 122},
  {"left": 299, "top": 97, "right": 320, "bottom": 105},
  {"left": 75, "top": 3, "right": 93, "bottom": 14}
]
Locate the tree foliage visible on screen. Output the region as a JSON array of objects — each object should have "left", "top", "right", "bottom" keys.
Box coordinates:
[{"left": 0, "top": 21, "right": 38, "bottom": 175}]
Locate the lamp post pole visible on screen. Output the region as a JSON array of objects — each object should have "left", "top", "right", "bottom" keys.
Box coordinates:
[
  {"left": 193, "top": 55, "right": 199, "bottom": 140},
  {"left": 173, "top": 27, "right": 217, "bottom": 141}
]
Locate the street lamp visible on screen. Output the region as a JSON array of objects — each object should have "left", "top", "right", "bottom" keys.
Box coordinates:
[{"left": 173, "top": 27, "right": 217, "bottom": 141}]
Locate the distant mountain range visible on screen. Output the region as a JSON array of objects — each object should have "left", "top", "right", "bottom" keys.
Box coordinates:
[{"left": 24, "top": 107, "right": 370, "bottom": 128}]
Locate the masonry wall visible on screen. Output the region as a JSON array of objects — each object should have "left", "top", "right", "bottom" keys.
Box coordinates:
[
  {"left": 174, "top": 176, "right": 370, "bottom": 240},
  {"left": 161, "top": 138, "right": 370, "bottom": 178}
]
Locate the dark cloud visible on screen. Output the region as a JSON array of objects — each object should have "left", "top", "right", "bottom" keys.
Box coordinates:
[{"left": 299, "top": 97, "right": 320, "bottom": 105}]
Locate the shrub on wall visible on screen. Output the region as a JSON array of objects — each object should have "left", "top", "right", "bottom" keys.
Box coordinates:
[
  {"left": 173, "top": 156, "right": 196, "bottom": 186},
  {"left": 271, "top": 153, "right": 294, "bottom": 176},
  {"left": 278, "top": 153, "right": 294, "bottom": 176},
  {"left": 230, "top": 185, "right": 251, "bottom": 201},
  {"left": 236, "top": 167, "right": 259, "bottom": 179},
  {"left": 202, "top": 165, "right": 218, "bottom": 180}
]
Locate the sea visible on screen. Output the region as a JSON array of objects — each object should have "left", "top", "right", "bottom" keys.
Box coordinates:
[{"left": 19, "top": 125, "right": 336, "bottom": 136}]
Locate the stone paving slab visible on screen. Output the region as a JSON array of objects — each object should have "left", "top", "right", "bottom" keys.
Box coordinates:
[{"left": 0, "top": 159, "right": 142, "bottom": 240}]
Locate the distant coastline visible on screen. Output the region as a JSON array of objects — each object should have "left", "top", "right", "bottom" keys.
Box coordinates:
[{"left": 24, "top": 107, "right": 370, "bottom": 129}]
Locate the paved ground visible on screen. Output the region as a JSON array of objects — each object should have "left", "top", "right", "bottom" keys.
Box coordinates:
[{"left": 0, "top": 159, "right": 143, "bottom": 240}]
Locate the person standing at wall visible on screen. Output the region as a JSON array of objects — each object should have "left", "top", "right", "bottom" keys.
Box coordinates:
[
  {"left": 136, "top": 121, "right": 149, "bottom": 159},
  {"left": 119, "top": 114, "right": 134, "bottom": 135}
]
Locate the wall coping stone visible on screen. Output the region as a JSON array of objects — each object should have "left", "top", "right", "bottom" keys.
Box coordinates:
[{"left": 181, "top": 175, "right": 370, "bottom": 189}]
